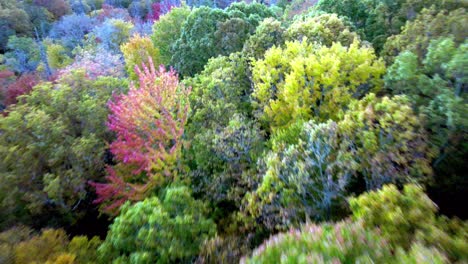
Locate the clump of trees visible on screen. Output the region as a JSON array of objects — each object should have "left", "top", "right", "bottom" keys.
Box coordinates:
[{"left": 0, "top": 0, "right": 466, "bottom": 263}]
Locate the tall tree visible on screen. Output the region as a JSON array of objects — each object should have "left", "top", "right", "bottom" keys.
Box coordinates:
[{"left": 91, "top": 58, "right": 190, "bottom": 214}]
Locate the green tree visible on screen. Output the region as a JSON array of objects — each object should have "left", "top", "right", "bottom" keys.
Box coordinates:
[
  {"left": 252, "top": 40, "right": 384, "bottom": 132},
  {"left": 382, "top": 7, "right": 467, "bottom": 64},
  {"left": 3, "top": 36, "right": 40, "bottom": 73},
  {"left": 245, "top": 220, "right": 394, "bottom": 263},
  {"left": 184, "top": 53, "right": 263, "bottom": 227},
  {"left": 385, "top": 37, "right": 468, "bottom": 217},
  {"left": 0, "top": 0, "right": 33, "bottom": 51},
  {"left": 242, "top": 18, "right": 285, "bottom": 61},
  {"left": 171, "top": 6, "right": 228, "bottom": 76},
  {"left": 285, "top": 13, "right": 359, "bottom": 47},
  {"left": 339, "top": 93, "right": 434, "bottom": 190},
  {"left": 99, "top": 186, "right": 216, "bottom": 263},
  {"left": 0, "top": 71, "right": 128, "bottom": 229},
  {"left": 315, "top": 0, "right": 465, "bottom": 52},
  {"left": 171, "top": 3, "right": 275, "bottom": 76},
  {"left": 247, "top": 121, "right": 351, "bottom": 231},
  {"left": 350, "top": 184, "right": 468, "bottom": 262},
  {"left": 151, "top": 6, "right": 190, "bottom": 66},
  {"left": 46, "top": 42, "right": 73, "bottom": 69}
]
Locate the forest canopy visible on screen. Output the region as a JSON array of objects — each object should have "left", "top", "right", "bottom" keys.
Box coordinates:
[{"left": 0, "top": 0, "right": 466, "bottom": 263}]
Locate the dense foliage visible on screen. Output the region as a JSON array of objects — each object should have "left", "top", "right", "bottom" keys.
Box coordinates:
[{"left": 0, "top": 0, "right": 466, "bottom": 263}]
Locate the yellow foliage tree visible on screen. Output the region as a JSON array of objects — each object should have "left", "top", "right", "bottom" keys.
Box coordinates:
[{"left": 121, "top": 35, "right": 161, "bottom": 80}]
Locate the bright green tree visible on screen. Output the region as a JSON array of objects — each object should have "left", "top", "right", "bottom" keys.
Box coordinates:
[
  {"left": 98, "top": 186, "right": 216, "bottom": 263},
  {"left": 46, "top": 42, "right": 73, "bottom": 69}
]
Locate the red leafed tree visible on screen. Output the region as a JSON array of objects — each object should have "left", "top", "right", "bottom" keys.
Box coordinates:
[
  {"left": 4, "top": 74, "right": 39, "bottom": 107},
  {"left": 146, "top": 0, "right": 176, "bottom": 22},
  {"left": 90, "top": 58, "right": 190, "bottom": 214}
]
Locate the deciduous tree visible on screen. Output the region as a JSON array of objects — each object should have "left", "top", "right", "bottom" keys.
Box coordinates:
[{"left": 91, "top": 58, "right": 190, "bottom": 213}]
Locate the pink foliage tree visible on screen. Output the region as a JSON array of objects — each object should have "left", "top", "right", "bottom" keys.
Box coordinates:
[
  {"left": 95, "top": 4, "right": 132, "bottom": 22},
  {"left": 58, "top": 47, "right": 125, "bottom": 80},
  {"left": 90, "top": 58, "right": 190, "bottom": 214},
  {"left": 146, "top": 0, "right": 179, "bottom": 22}
]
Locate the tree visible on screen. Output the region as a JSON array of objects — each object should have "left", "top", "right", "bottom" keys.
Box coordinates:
[
  {"left": 91, "top": 18, "right": 134, "bottom": 52},
  {"left": 58, "top": 47, "right": 125, "bottom": 80},
  {"left": 242, "top": 18, "right": 285, "bottom": 60},
  {"left": 98, "top": 186, "right": 216, "bottom": 263},
  {"left": 244, "top": 221, "right": 394, "bottom": 263},
  {"left": 285, "top": 13, "right": 359, "bottom": 47},
  {"left": 314, "top": 0, "right": 465, "bottom": 52},
  {"left": 385, "top": 37, "right": 468, "bottom": 217},
  {"left": 171, "top": 7, "right": 229, "bottom": 76},
  {"left": 93, "top": 3, "right": 132, "bottom": 22},
  {"left": 0, "top": 71, "right": 128, "bottom": 229},
  {"left": 171, "top": 3, "right": 276, "bottom": 76},
  {"left": 0, "top": 227, "right": 102, "bottom": 264},
  {"left": 246, "top": 184, "right": 465, "bottom": 264},
  {"left": 184, "top": 53, "right": 263, "bottom": 208},
  {"left": 91, "top": 58, "right": 190, "bottom": 214},
  {"left": 0, "top": 0, "right": 33, "bottom": 52},
  {"left": 151, "top": 5, "right": 190, "bottom": 66},
  {"left": 46, "top": 42, "right": 73, "bottom": 69},
  {"left": 350, "top": 184, "right": 468, "bottom": 262},
  {"left": 2, "top": 73, "right": 39, "bottom": 107},
  {"left": 246, "top": 121, "right": 351, "bottom": 231},
  {"left": 3, "top": 36, "right": 40, "bottom": 74},
  {"left": 252, "top": 40, "right": 385, "bottom": 132},
  {"left": 49, "top": 14, "right": 95, "bottom": 50},
  {"left": 34, "top": 0, "right": 71, "bottom": 19},
  {"left": 339, "top": 93, "right": 434, "bottom": 190},
  {"left": 121, "top": 34, "right": 161, "bottom": 80},
  {"left": 382, "top": 7, "right": 467, "bottom": 64}
]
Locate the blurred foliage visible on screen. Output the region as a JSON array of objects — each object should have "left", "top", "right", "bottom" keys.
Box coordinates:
[
  {"left": 246, "top": 184, "right": 467, "bottom": 263},
  {"left": 350, "top": 184, "right": 468, "bottom": 262},
  {"left": 245, "top": 220, "right": 394, "bottom": 263},
  {"left": 0, "top": 227, "right": 101, "bottom": 264}
]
